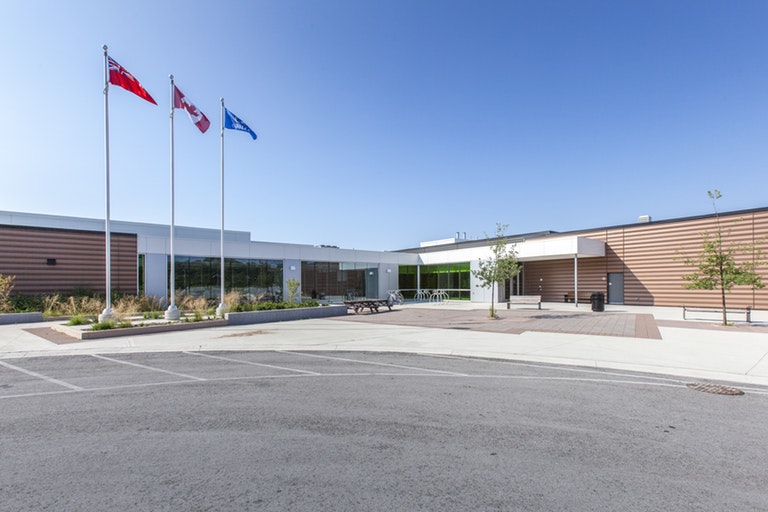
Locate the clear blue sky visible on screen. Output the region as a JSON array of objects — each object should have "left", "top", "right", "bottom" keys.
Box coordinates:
[{"left": 1, "top": 1, "right": 766, "bottom": 250}]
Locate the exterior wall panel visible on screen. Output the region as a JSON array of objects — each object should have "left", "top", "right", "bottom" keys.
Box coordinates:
[
  {"left": 524, "top": 258, "right": 607, "bottom": 303},
  {"left": 1, "top": 208, "right": 766, "bottom": 310},
  {"left": 524, "top": 210, "right": 768, "bottom": 309},
  {"left": 0, "top": 226, "right": 137, "bottom": 295}
]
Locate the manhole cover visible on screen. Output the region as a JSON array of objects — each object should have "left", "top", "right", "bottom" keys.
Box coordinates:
[{"left": 686, "top": 383, "right": 744, "bottom": 396}]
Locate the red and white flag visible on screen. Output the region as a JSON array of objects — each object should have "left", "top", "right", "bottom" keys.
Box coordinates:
[
  {"left": 107, "top": 56, "right": 157, "bottom": 105},
  {"left": 173, "top": 85, "right": 210, "bottom": 133}
]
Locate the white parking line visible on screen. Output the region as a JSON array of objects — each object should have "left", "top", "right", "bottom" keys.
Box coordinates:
[
  {"left": 423, "top": 353, "right": 687, "bottom": 383},
  {"left": 91, "top": 354, "right": 206, "bottom": 381},
  {"left": 280, "top": 350, "right": 470, "bottom": 376},
  {"left": 1, "top": 353, "right": 763, "bottom": 401},
  {"left": 183, "top": 351, "right": 321, "bottom": 375},
  {"left": 0, "top": 359, "right": 83, "bottom": 391}
]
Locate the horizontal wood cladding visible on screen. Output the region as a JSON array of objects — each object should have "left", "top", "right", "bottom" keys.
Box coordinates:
[
  {"left": 0, "top": 225, "right": 137, "bottom": 295},
  {"left": 531, "top": 210, "right": 768, "bottom": 309},
  {"left": 524, "top": 258, "right": 607, "bottom": 303}
]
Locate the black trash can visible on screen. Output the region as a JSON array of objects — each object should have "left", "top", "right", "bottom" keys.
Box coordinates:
[{"left": 590, "top": 292, "right": 605, "bottom": 312}]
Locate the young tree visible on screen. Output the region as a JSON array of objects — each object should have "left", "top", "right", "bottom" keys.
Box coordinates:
[
  {"left": 472, "top": 223, "right": 521, "bottom": 318},
  {"left": 0, "top": 274, "right": 14, "bottom": 312},
  {"left": 286, "top": 278, "right": 301, "bottom": 303},
  {"left": 682, "top": 190, "right": 765, "bottom": 325}
]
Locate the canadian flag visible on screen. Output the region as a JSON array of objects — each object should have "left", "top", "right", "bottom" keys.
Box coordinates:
[{"left": 173, "top": 85, "right": 210, "bottom": 133}]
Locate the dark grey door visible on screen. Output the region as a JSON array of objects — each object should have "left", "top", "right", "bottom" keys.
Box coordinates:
[{"left": 607, "top": 273, "right": 624, "bottom": 304}]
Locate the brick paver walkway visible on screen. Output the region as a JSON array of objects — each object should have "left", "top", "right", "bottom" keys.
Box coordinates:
[{"left": 334, "top": 307, "right": 663, "bottom": 339}]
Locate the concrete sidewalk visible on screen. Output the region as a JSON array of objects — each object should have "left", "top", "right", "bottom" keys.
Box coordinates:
[{"left": 1, "top": 301, "right": 767, "bottom": 388}]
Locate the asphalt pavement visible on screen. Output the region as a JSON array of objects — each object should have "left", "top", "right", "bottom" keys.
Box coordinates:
[{"left": 2, "top": 350, "right": 768, "bottom": 511}]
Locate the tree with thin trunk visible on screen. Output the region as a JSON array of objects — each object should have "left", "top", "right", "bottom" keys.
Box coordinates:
[
  {"left": 682, "top": 190, "right": 764, "bottom": 325},
  {"left": 286, "top": 278, "right": 301, "bottom": 303},
  {"left": 0, "top": 274, "right": 14, "bottom": 312},
  {"left": 472, "top": 223, "right": 521, "bottom": 318}
]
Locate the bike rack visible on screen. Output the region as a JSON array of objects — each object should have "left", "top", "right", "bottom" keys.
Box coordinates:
[{"left": 429, "top": 289, "right": 449, "bottom": 303}]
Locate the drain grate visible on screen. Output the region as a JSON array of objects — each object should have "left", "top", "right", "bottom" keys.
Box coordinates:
[{"left": 686, "top": 383, "right": 744, "bottom": 396}]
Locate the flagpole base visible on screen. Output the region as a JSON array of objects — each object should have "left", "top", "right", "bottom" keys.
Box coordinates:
[
  {"left": 215, "top": 302, "right": 228, "bottom": 318},
  {"left": 164, "top": 304, "right": 181, "bottom": 321},
  {"left": 98, "top": 308, "right": 116, "bottom": 323}
]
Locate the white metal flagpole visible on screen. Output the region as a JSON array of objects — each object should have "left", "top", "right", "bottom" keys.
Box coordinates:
[
  {"left": 215, "top": 98, "right": 227, "bottom": 317},
  {"left": 99, "top": 44, "right": 115, "bottom": 323},
  {"left": 165, "top": 75, "right": 180, "bottom": 320}
]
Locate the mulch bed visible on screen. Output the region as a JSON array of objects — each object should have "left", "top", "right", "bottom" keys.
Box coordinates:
[{"left": 24, "top": 327, "right": 83, "bottom": 345}]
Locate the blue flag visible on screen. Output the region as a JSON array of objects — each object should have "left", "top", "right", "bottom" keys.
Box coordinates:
[{"left": 224, "top": 108, "right": 257, "bottom": 140}]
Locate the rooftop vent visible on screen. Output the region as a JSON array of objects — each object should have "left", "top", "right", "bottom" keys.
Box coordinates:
[{"left": 638, "top": 215, "right": 651, "bottom": 223}]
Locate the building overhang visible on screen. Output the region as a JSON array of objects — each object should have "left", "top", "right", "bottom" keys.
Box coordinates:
[
  {"left": 516, "top": 236, "right": 605, "bottom": 261},
  {"left": 418, "top": 236, "right": 605, "bottom": 265}
]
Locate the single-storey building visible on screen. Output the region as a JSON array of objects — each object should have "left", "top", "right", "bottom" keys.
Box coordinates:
[{"left": 1, "top": 207, "right": 766, "bottom": 309}]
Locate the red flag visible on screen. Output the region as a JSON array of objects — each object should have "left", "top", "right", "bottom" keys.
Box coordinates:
[
  {"left": 173, "top": 85, "right": 210, "bottom": 133},
  {"left": 107, "top": 56, "right": 157, "bottom": 105}
]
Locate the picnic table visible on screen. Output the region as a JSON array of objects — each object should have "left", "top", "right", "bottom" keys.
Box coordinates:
[{"left": 344, "top": 298, "right": 393, "bottom": 314}]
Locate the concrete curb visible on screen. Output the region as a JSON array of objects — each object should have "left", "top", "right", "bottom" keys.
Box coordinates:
[
  {"left": 47, "top": 305, "right": 349, "bottom": 340},
  {"left": 0, "top": 312, "right": 44, "bottom": 325},
  {"left": 52, "top": 319, "right": 229, "bottom": 340},
  {"left": 225, "top": 305, "right": 348, "bottom": 325}
]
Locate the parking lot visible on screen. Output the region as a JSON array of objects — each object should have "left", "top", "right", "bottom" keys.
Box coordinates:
[{"left": 2, "top": 350, "right": 768, "bottom": 511}]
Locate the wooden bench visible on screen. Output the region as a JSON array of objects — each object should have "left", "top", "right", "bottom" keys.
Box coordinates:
[
  {"left": 683, "top": 306, "right": 752, "bottom": 323},
  {"left": 564, "top": 291, "right": 595, "bottom": 303},
  {"left": 344, "top": 298, "right": 393, "bottom": 314},
  {"left": 506, "top": 295, "right": 542, "bottom": 310}
]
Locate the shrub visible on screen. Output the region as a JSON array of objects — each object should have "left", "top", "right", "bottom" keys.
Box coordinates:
[
  {"left": 176, "top": 294, "right": 215, "bottom": 315},
  {"left": 67, "top": 315, "right": 93, "bottom": 326},
  {"left": 42, "top": 294, "right": 63, "bottom": 316},
  {"left": 8, "top": 294, "right": 45, "bottom": 312},
  {"left": 91, "top": 320, "right": 115, "bottom": 331},
  {"left": 4, "top": 290, "right": 321, "bottom": 318},
  {"left": 224, "top": 291, "right": 243, "bottom": 309},
  {"left": 64, "top": 296, "right": 104, "bottom": 316},
  {"left": 40, "top": 294, "right": 103, "bottom": 317},
  {"left": 114, "top": 295, "right": 163, "bottom": 316},
  {"left": 91, "top": 319, "right": 133, "bottom": 330},
  {"left": 230, "top": 299, "right": 320, "bottom": 312}
]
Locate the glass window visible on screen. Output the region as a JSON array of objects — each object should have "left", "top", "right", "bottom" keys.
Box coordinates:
[
  {"left": 302, "top": 261, "right": 378, "bottom": 301},
  {"left": 170, "top": 256, "right": 283, "bottom": 301},
  {"left": 399, "top": 262, "right": 471, "bottom": 300},
  {"left": 138, "top": 254, "right": 145, "bottom": 295}
]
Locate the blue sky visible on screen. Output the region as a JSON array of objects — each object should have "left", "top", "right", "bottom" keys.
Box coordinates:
[{"left": 1, "top": 1, "right": 766, "bottom": 250}]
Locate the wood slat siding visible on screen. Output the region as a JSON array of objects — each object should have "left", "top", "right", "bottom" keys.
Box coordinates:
[
  {"left": 524, "top": 258, "right": 607, "bottom": 303},
  {"left": 523, "top": 210, "right": 768, "bottom": 309},
  {"left": 0, "top": 225, "right": 137, "bottom": 295}
]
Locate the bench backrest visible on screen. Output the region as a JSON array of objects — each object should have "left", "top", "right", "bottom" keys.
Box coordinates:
[{"left": 508, "top": 295, "right": 541, "bottom": 303}]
